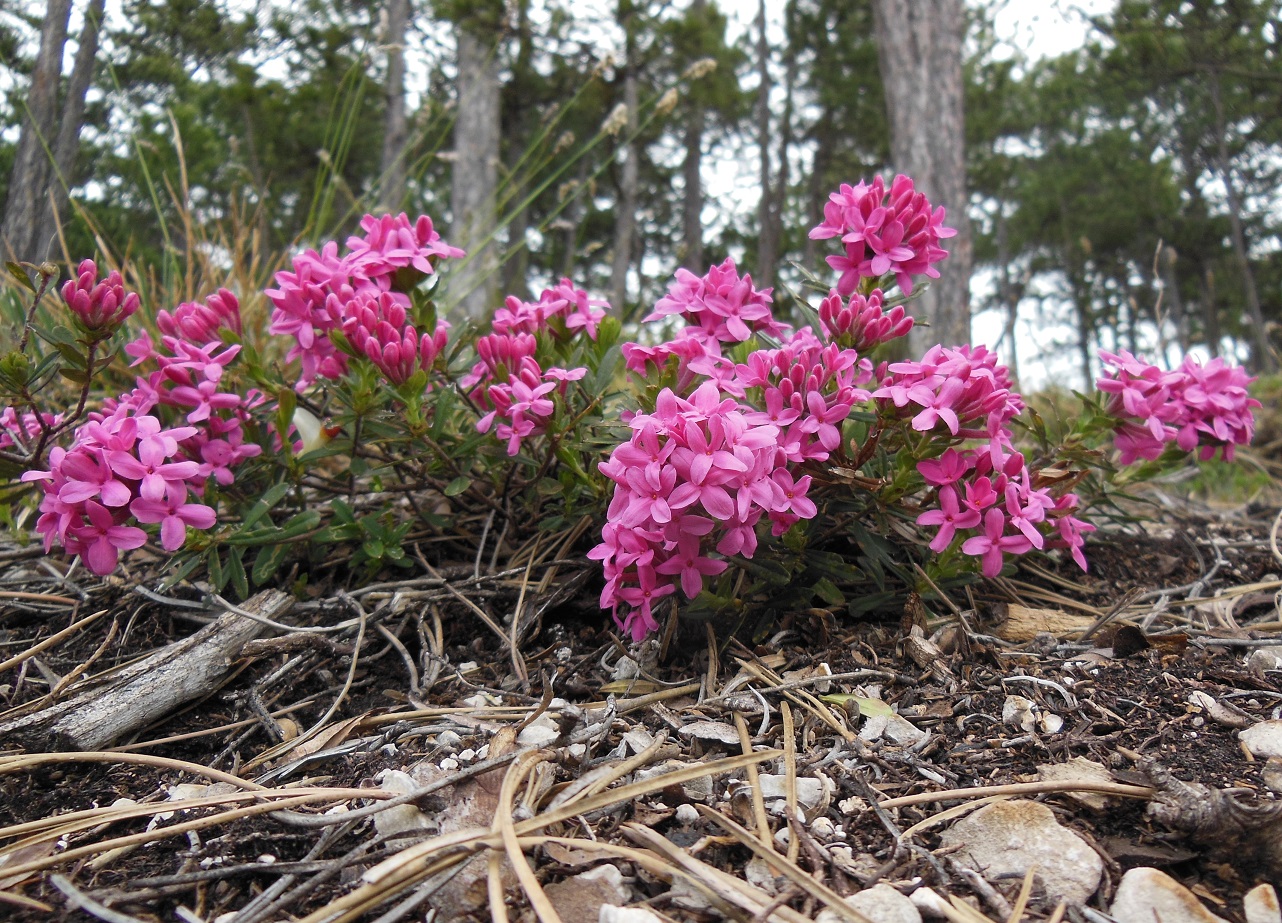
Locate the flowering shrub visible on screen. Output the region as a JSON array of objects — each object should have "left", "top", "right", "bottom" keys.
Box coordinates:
[{"left": 0, "top": 173, "right": 1260, "bottom": 641}]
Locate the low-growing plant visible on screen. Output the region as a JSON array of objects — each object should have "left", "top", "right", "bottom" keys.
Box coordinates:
[{"left": 0, "top": 174, "right": 1260, "bottom": 643}]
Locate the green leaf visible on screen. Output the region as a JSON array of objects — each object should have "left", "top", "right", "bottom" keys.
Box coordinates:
[
  {"left": 6, "top": 262, "right": 35, "bottom": 293},
  {"left": 252, "top": 542, "right": 290, "bottom": 585},
  {"left": 227, "top": 547, "right": 249, "bottom": 600},
  {"left": 444, "top": 476, "right": 471, "bottom": 497},
  {"left": 812, "top": 577, "right": 846, "bottom": 607},
  {"left": 59, "top": 367, "right": 89, "bottom": 384},
  {"left": 240, "top": 481, "right": 292, "bottom": 530},
  {"left": 819, "top": 694, "right": 894, "bottom": 718},
  {"left": 208, "top": 548, "right": 226, "bottom": 592}
]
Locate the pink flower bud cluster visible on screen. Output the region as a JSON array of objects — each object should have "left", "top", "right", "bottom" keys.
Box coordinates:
[
  {"left": 735, "top": 335, "right": 872, "bottom": 466},
  {"left": 341, "top": 291, "right": 449, "bottom": 387},
  {"left": 808, "top": 175, "right": 955, "bottom": 296},
  {"left": 1097, "top": 349, "right": 1259, "bottom": 464},
  {"left": 591, "top": 381, "right": 823, "bottom": 641},
  {"left": 267, "top": 214, "right": 463, "bottom": 390},
  {"left": 878, "top": 346, "right": 1093, "bottom": 574},
  {"left": 21, "top": 410, "right": 216, "bottom": 574},
  {"left": 156, "top": 288, "right": 243, "bottom": 344},
  {"left": 818, "top": 289, "right": 913, "bottom": 352},
  {"left": 61, "top": 260, "right": 140, "bottom": 333},
  {"left": 463, "top": 282, "right": 601, "bottom": 456},
  {"left": 0, "top": 407, "right": 60, "bottom": 453}
]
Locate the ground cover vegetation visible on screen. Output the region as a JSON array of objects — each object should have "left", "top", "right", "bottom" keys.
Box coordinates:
[{"left": 1, "top": 0, "right": 1282, "bottom": 920}]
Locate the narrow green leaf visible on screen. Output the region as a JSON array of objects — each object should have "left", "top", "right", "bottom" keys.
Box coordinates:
[
  {"left": 444, "top": 476, "right": 471, "bottom": 497},
  {"left": 6, "top": 262, "right": 34, "bottom": 293},
  {"left": 252, "top": 542, "right": 290, "bottom": 585}
]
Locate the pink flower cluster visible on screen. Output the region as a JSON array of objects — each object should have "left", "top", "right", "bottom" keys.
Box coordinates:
[
  {"left": 24, "top": 287, "right": 261, "bottom": 574},
  {"left": 341, "top": 291, "right": 449, "bottom": 387},
  {"left": 22, "top": 411, "right": 216, "bottom": 574},
  {"left": 877, "top": 346, "right": 1094, "bottom": 574},
  {"left": 267, "top": 214, "right": 463, "bottom": 390},
  {"left": 61, "top": 260, "right": 139, "bottom": 333},
  {"left": 1097, "top": 350, "right": 1259, "bottom": 464},
  {"left": 818, "top": 289, "right": 913, "bottom": 353},
  {"left": 591, "top": 382, "right": 821, "bottom": 641},
  {"left": 808, "top": 175, "right": 955, "bottom": 296},
  {"left": 463, "top": 280, "right": 601, "bottom": 456},
  {"left": 623, "top": 260, "right": 782, "bottom": 394}
]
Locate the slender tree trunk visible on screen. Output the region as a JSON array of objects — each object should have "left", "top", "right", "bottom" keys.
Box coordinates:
[
  {"left": 450, "top": 18, "right": 501, "bottom": 322},
  {"left": 754, "top": 0, "right": 776, "bottom": 285},
  {"left": 2, "top": 0, "right": 73, "bottom": 261},
  {"left": 872, "top": 0, "right": 971, "bottom": 351},
  {"left": 610, "top": 7, "right": 639, "bottom": 314},
  {"left": 1201, "top": 263, "right": 1221, "bottom": 358},
  {"left": 502, "top": 0, "right": 533, "bottom": 300},
  {"left": 1159, "top": 245, "right": 1188, "bottom": 356},
  {"left": 561, "top": 160, "right": 588, "bottom": 278},
  {"left": 682, "top": 108, "right": 704, "bottom": 271},
  {"left": 1208, "top": 71, "right": 1274, "bottom": 371},
  {"left": 767, "top": 0, "right": 797, "bottom": 283},
  {"left": 35, "top": 0, "right": 104, "bottom": 258},
  {"left": 995, "top": 204, "right": 1019, "bottom": 386},
  {"left": 377, "top": 0, "right": 410, "bottom": 212}
]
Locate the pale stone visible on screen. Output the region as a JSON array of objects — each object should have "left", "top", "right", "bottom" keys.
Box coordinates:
[
  {"left": 1240, "top": 720, "right": 1282, "bottom": 759},
  {"left": 1036, "top": 757, "right": 1115, "bottom": 810},
  {"left": 939, "top": 799, "right": 1102, "bottom": 905},
  {"left": 859, "top": 713, "right": 927, "bottom": 747},
  {"left": 599, "top": 907, "right": 664, "bottom": 923},
  {"left": 1110, "top": 868, "right": 1229, "bottom": 923},
  {"left": 816, "top": 884, "right": 920, "bottom": 923},
  {"left": 372, "top": 769, "right": 434, "bottom": 838},
  {"left": 757, "top": 773, "right": 825, "bottom": 808},
  {"left": 1245, "top": 884, "right": 1282, "bottom": 923}
]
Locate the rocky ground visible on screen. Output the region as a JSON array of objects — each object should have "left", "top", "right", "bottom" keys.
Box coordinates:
[{"left": 2, "top": 499, "right": 1282, "bottom": 923}]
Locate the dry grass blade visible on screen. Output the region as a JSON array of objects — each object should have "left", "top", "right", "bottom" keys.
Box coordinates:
[
  {"left": 496, "top": 750, "right": 561, "bottom": 923},
  {"left": 734, "top": 657, "right": 854, "bottom": 741},
  {"left": 297, "top": 749, "right": 782, "bottom": 923},
  {"left": 733, "top": 713, "right": 772, "bottom": 854},
  {"left": 694, "top": 806, "right": 873, "bottom": 923},
  {"left": 875, "top": 779, "right": 1153, "bottom": 810},
  {"left": 0, "top": 750, "right": 271, "bottom": 792},
  {"left": 0, "top": 608, "right": 105, "bottom": 674},
  {"left": 1006, "top": 866, "right": 1036, "bottom": 923},
  {"left": 621, "top": 824, "right": 811, "bottom": 923},
  {"left": 50, "top": 874, "right": 147, "bottom": 923},
  {"left": 781, "top": 701, "right": 800, "bottom": 863}
]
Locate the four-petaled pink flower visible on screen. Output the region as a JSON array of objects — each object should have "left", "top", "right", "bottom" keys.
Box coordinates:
[{"left": 131, "top": 484, "right": 217, "bottom": 551}]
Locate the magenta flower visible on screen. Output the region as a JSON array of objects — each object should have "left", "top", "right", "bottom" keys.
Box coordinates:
[
  {"left": 131, "top": 484, "right": 217, "bottom": 551},
  {"left": 961, "top": 508, "right": 1033, "bottom": 578},
  {"left": 656, "top": 534, "right": 729, "bottom": 599},
  {"left": 72, "top": 500, "right": 148, "bottom": 575},
  {"left": 108, "top": 437, "right": 201, "bottom": 501},
  {"left": 917, "top": 485, "right": 982, "bottom": 553},
  {"left": 157, "top": 289, "right": 243, "bottom": 344},
  {"left": 346, "top": 213, "right": 464, "bottom": 278}
]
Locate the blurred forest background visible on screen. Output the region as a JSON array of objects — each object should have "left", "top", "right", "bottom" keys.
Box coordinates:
[{"left": 1, "top": 0, "right": 1280, "bottom": 389}]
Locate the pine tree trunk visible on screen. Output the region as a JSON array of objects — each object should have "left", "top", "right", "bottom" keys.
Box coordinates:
[
  {"left": 754, "top": 0, "right": 775, "bottom": 285},
  {"left": 682, "top": 109, "right": 703, "bottom": 271},
  {"left": 2, "top": 0, "right": 73, "bottom": 262},
  {"left": 610, "top": 11, "right": 639, "bottom": 315},
  {"left": 35, "top": 0, "right": 103, "bottom": 258},
  {"left": 872, "top": 0, "right": 971, "bottom": 351},
  {"left": 450, "top": 20, "right": 501, "bottom": 322},
  {"left": 377, "top": 0, "right": 410, "bottom": 212},
  {"left": 1208, "top": 72, "right": 1274, "bottom": 372},
  {"left": 502, "top": 0, "right": 533, "bottom": 301}
]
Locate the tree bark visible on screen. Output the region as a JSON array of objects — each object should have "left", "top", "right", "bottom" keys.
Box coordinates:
[
  {"left": 872, "top": 0, "right": 971, "bottom": 351},
  {"left": 754, "top": 0, "right": 776, "bottom": 285},
  {"left": 35, "top": 0, "right": 104, "bottom": 258},
  {"left": 682, "top": 105, "right": 704, "bottom": 271},
  {"left": 2, "top": 0, "right": 74, "bottom": 262},
  {"left": 450, "top": 17, "right": 501, "bottom": 322},
  {"left": 610, "top": 6, "right": 639, "bottom": 315},
  {"left": 1208, "top": 71, "right": 1274, "bottom": 372},
  {"left": 377, "top": 0, "right": 411, "bottom": 212}
]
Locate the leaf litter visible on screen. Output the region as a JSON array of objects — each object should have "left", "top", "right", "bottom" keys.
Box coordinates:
[{"left": 2, "top": 501, "right": 1282, "bottom": 921}]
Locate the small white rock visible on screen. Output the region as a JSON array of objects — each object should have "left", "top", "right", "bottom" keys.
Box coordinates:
[
  {"left": 809, "top": 816, "right": 836, "bottom": 841},
  {"left": 1111, "top": 868, "right": 1229, "bottom": 923},
  {"left": 439, "top": 757, "right": 459, "bottom": 771},
  {"left": 757, "top": 774, "right": 826, "bottom": 808},
  {"left": 516, "top": 717, "right": 561, "bottom": 748},
  {"left": 908, "top": 887, "right": 951, "bottom": 918},
  {"left": 678, "top": 720, "right": 742, "bottom": 745},
  {"left": 859, "top": 713, "right": 927, "bottom": 746},
  {"left": 600, "top": 906, "right": 665, "bottom": 923},
  {"left": 1248, "top": 649, "right": 1282, "bottom": 674},
  {"left": 816, "top": 884, "right": 920, "bottom": 923},
  {"left": 458, "top": 748, "right": 476, "bottom": 762},
  {"left": 674, "top": 803, "right": 700, "bottom": 824},
  {"left": 1002, "top": 695, "right": 1039, "bottom": 733},
  {"left": 1245, "top": 883, "right": 1282, "bottom": 923},
  {"left": 1240, "top": 720, "right": 1282, "bottom": 759}
]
